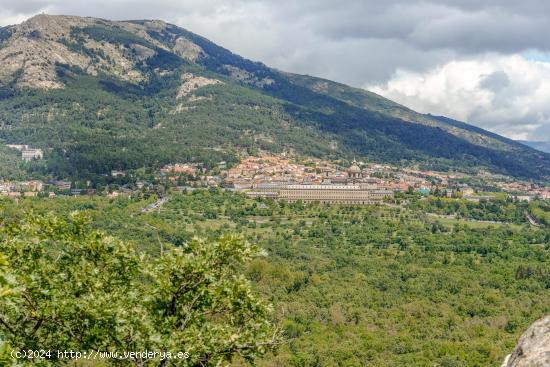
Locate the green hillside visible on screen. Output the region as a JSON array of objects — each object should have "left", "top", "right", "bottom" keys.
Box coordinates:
[{"left": 0, "top": 15, "right": 549, "bottom": 182}]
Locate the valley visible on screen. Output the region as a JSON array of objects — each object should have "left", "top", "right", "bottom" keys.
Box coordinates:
[
  {"left": 1, "top": 189, "right": 548, "bottom": 366},
  {"left": 0, "top": 12, "right": 549, "bottom": 367}
]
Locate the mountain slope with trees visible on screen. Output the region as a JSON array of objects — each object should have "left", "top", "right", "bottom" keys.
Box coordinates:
[{"left": 0, "top": 14, "right": 549, "bottom": 181}]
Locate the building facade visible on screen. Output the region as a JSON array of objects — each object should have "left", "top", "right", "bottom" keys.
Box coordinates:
[
  {"left": 347, "top": 159, "right": 363, "bottom": 182},
  {"left": 21, "top": 149, "right": 43, "bottom": 161},
  {"left": 247, "top": 183, "right": 393, "bottom": 204}
]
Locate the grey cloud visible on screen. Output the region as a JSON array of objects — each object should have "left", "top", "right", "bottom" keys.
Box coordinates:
[
  {"left": 532, "top": 123, "right": 550, "bottom": 141},
  {"left": 408, "top": 10, "right": 550, "bottom": 53},
  {"left": 480, "top": 71, "right": 510, "bottom": 92},
  {"left": 278, "top": 1, "right": 550, "bottom": 54},
  {"left": 0, "top": 0, "right": 48, "bottom": 15},
  {"left": 5, "top": 1, "right": 550, "bottom": 54}
]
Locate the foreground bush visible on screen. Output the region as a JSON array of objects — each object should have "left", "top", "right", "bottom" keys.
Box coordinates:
[{"left": 0, "top": 213, "right": 281, "bottom": 366}]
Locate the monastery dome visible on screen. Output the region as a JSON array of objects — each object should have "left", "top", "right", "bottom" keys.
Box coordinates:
[{"left": 349, "top": 160, "right": 361, "bottom": 172}]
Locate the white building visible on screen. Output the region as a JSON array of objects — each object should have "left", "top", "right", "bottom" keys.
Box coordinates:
[
  {"left": 21, "top": 149, "right": 43, "bottom": 161},
  {"left": 248, "top": 183, "right": 393, "bottom": 204}
]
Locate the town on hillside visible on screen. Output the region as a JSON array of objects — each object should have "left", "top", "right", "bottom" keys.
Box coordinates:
[{"left": 2, "top": 145, "right": 549, "bottom": 203}]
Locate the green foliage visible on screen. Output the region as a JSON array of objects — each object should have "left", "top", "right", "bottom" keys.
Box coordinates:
[
  {"left": 71, "top": 25, "right": 186, "bottom": 71},
  {"left": 0, "top": 144, "right": 31, "bottom": 180},
  {"left": 408, "top": 197, "right": 528, "bottom": 223},
  {"left": 72, "top": 25, "right": 151, "bottom": 48},
  {"left": 530, "top": 201, "right": 550, "bottom": 226},
  {"left": 58, "top": 38, "right": 102, "bottom": 62},
  {"left": 0, "top": 212, "right": 144, "bottom": 360},
  {"left": 0, "top": 252, "right": 15, "bottom": 299},
  {"left": 0, "top": 212, "right": 280, "bottom": 366},
  {"left": 148, "top": 237, "right": 278, "bottom": 365},
  {"left": 4, "top": 192, "right": 549, "bottom": 366}
]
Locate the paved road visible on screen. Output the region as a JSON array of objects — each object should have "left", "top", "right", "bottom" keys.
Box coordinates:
[
  {"left": 525, "top": 211, "right": 540, "bottom": 226},
  {"left": 140, "top": 196, "right": 169, "bottom": 213}
]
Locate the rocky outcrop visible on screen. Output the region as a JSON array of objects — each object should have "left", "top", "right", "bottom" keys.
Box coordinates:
[
  {"left": 502, "top": 316, "right": 550, "bottom": 367},
  {"left": 176, "top": 73, "right": 223, "bottom": 99},
  {"left": 173, "top": 37, "right": 204, "bottom": 61},
  {"left": 222, "top": 64, "right": 275, "bottom": 87},
  {"left": 0, "top": 14, "right": 206, "bottom": 89},
  {"left": 0, "top": 15, "right": 95, "bottom": 89}
]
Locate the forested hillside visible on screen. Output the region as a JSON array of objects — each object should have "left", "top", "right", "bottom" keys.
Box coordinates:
[{"left": 0, "top": 15, "right": 549, "bottom": 182}]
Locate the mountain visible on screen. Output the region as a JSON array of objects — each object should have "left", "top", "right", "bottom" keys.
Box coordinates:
[
  {"left": 519, "top": 141, "right": 550, "bottom": 153},
  {"left": 1, "top": 14, "right": 549, "bottom": 182}
]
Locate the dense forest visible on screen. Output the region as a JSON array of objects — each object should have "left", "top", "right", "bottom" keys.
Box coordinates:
[{"left": 1, "top": 192, "right": 548, "bottom": 366}]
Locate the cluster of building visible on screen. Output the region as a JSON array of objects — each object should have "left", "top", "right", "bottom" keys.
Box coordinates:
[
  {"left": 224, "top": 155, "right": 321, "bottom": 189},
  {"left": 239, "top": 159, "right": 394, "bottom": 204},
  {"left": 6, "top": 144, "right": 43, "bottom": 161},
  {"left": 247, "top": 183, "right": 393, "bottom": 204},
  {"left": 220, "top": 154, "right": 550, "bottom": 203},
  {"left": 0, "top": 179, "right": 99, "bottom": 199},
  {"left": 495, "top": 181, "right": 550, "bottom": 201},
  {"left": 250, "top": 157, "right": 469, "bottom": 190},
  {"left": 160, "top": 163, "right": 198, "bottom": 177},
  {"left": 159, "top": 162, "right": 224, "bottom": 187},
  {"left": 156, "top": 156, "right": 397, "bottom": 204},
  {"left": 2, "top": 148, "right": 549, "bottom": 204},
  {"left": 0, "top": 180, "right": 44, "bottom": 197}
]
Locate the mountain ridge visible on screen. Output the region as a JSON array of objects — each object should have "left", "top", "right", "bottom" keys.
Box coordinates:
[
  {"left": 0, "top": 14, "right": 549, "bottom": 182},
  {"left": 519, "top": 140, "right": 550, "bottom": 153}
]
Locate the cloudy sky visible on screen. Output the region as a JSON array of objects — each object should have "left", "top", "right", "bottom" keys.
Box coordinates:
[{"left": 1, "top": 0, "right": 550, "bottom": 141}]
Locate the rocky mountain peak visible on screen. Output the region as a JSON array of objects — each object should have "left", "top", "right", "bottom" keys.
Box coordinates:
[
  {"left": 17, "top": 14, "right": 88, "bottom": 39},
  {"left": 0, "top": 14, "right": 203, "bottom": 90}
]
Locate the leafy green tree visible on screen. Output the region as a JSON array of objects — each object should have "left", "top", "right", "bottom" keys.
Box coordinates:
[
  {"left": 0, "top": 213, "right": 281, "bottom": 366},
  {"left": 148, "top": 237, "right": 280, "bottom": 366}
]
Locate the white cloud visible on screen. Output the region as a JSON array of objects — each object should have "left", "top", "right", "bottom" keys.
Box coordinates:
[
  {"left": 0, "top": 10, "right": 39, "bottom": 26},
  {"left": 368, "top": 54, "right": 550, "bottom": 141}
]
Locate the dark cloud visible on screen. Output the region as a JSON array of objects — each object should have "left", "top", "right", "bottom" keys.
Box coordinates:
[{"left": 264, "top": 1, "right": 550, "bottom": 54}]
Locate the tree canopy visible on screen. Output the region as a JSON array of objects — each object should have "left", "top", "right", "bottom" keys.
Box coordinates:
[{"left": 0, "top": 212, "right": 280, "bottom": 366}]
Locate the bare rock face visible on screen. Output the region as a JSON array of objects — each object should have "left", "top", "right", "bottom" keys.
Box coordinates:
[
  {"left": 222, "top": 64, "right": 275, "bottom": 87},
  {"left": 502, "top": 316, "right": 550, "bottom": 367},
  {"left": 0, "top": 14, "right": 205, "bottom": 90},
  {"left": 176, "top": 73, "right": 223, "bottom": 99},
  {"left": 0, "top": 15, "right": 94, "bottom": 89},
  {"left": 173, "top": 37, "right": 204, "bottom": 61}
]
